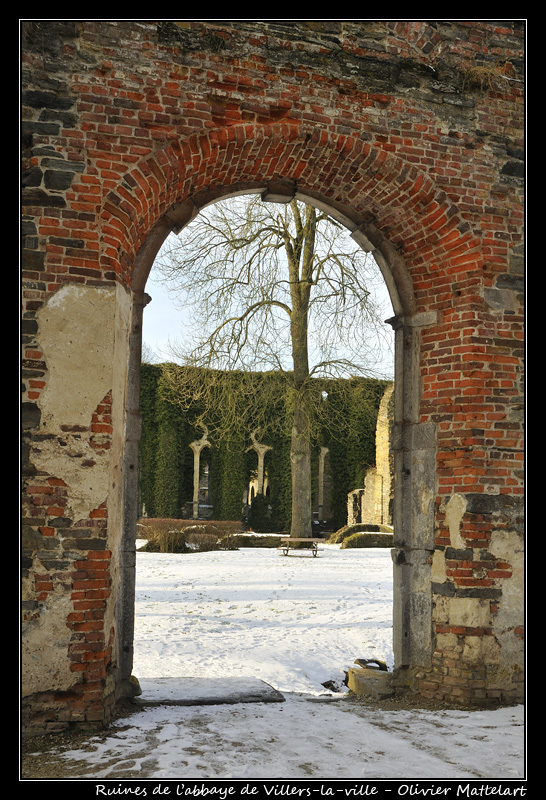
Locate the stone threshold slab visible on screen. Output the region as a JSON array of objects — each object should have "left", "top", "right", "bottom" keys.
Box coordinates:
[{"left": 133, "top": 677, "right": 285, "bottom": 707}]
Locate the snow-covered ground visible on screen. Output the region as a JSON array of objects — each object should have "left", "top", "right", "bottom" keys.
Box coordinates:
[
  {"left": 133, "top": 544, "right": 394, "bottom": 695},
  {"left": 52, "top": 544, "right": 525, "bottom": 783}
]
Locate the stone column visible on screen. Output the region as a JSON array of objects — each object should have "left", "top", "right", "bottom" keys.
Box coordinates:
[
  {"left": 190, "top": 426, "right": 211, "bottom": 518},
  {"left": 246, "top": 429, "right": 272, "bottom": 495},
  {"left": 317, "top": 446, "right": 329, "bottom": 521}
]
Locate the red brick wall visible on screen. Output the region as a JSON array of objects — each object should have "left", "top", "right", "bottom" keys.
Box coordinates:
[{"left": 21, "top": 20, "right": 525, "bottom": 730}]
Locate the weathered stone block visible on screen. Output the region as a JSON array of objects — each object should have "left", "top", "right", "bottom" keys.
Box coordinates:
[{"left": 347, "top": 666, "right": 394, "bottom": 699}]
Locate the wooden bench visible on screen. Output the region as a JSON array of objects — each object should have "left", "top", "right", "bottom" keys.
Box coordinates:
[{"left": 278, "top": 537, "right": 326, "bottom": 557}]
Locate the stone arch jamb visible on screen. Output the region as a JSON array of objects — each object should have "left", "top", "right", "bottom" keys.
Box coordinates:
[
  {"left": 352, "top": 221, "right": 438, "bottom": 679},
  {"left": 115, "top": 214, "right": 179, "bottom": 693},
  {"left": 116, "top": 180, "right": 433, "bottom": 693}
]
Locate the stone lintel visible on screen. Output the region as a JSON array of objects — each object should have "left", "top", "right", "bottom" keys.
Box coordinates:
[
  {"left": 261, "top": 178, "right": 297, "bottom": 204},
  {"left": 163, "top": 198, "right": 200, "bottom": 234},
  {"left": 386, "top": 310, "right": 437, "bottom": 330}
]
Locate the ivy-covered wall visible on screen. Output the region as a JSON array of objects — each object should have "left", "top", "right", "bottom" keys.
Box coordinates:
[
  {"left": 139, "top": 363, "right": 390, "bottom": 529},
  {"left": 139, "top": 363, "right": 194, "bottom": 518}
]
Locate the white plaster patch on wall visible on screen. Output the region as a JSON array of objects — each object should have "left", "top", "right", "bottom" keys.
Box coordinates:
[
  {"left": 34, "top": 285, "right": 117, "bottom": 521},
  {"left": 488, "top": 529, "right": 525, "bottom": 668},
  {"left": 448, "top": 597, "right": 491, "bottom": 629},
  {"left": 37, "top": 285, "right": 116, "bottom": 428},
  {"left": 431, "top": 549, "right": 446, "bottom": 583},
  {"left": 21, "top": 589, "right": 74, "bottom": 696},
  {"left": 444, "top": 493, "right": 467, "bottom": 549}
]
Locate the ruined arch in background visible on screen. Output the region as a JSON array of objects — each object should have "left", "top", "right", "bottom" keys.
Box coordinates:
[{"left": 109, "top": 124, "right": 474, "bottom": 696}]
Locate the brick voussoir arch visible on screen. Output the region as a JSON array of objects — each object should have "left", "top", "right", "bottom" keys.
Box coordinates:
[{"left": 99, "top": 122, "right": 479, "bottom": 305}]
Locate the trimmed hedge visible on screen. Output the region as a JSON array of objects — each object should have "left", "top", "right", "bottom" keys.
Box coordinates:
[
  {"left": 341, "top": 531, "right": 394, "bottom": 549},
  {"left": 229, "top": 533, "right": 284, "bottom": 548},
  {"left": 136, "top": 517, "right": 286, "bottom": 553},
  {"left": 328, "top": 522, "right": 393, "bottom": 544},
  {"left": 137, "top": 518, "right": 244, "bottom": 553}
]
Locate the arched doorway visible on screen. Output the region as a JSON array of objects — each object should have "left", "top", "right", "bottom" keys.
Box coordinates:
[{"left": 111, "top": 133, "right": 442, "bottom": 696}]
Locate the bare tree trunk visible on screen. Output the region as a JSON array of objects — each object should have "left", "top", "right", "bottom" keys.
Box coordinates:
[
  {"left": 290, "top": 384, "right": 312, "bottom": 537},
  {"left": 287, "top": 200, "right": 316, "bottom": 539},
  {"left": 289, "top": 285, "right": 313, "bottom": 537}
]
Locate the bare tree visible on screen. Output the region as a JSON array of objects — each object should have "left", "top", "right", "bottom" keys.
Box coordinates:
[
  {"left": 152, "top": 195, "right": 392, "bottom": 537},
  {"left": 141, "top": 341, "right": 159, "bottom": 364}
]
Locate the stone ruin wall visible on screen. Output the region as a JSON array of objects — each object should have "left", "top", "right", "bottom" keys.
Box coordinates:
[{"left": 349, "top": 382, "right": 395, "bottom": 528}]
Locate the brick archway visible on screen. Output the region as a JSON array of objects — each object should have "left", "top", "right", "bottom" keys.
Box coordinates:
[
  {"left": 102, "top": 122, "right": 479, "bottom": 310},
  {"left": 22, "top": 21, "right": 524, "bottom": 733},
  {"left": 110, "top": 122, "right": 497, "bottom": 699}
]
